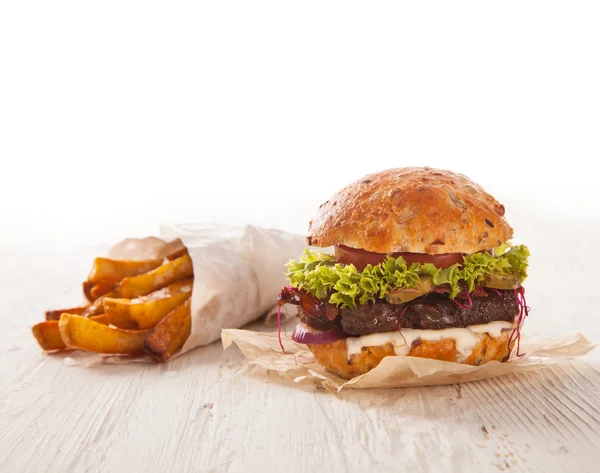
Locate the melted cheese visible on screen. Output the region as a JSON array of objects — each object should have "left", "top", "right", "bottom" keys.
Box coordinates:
[{"left": 346, "top": 320, "right": 514, "bottom": 359}]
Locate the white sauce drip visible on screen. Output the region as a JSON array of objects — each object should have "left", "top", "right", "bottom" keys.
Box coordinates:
[{"left": 346, "top": 320, "right": 514, "bottom": 359}]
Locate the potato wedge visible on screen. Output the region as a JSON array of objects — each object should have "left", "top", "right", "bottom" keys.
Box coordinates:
[
  {"left": 87, "top": 257, "right": 163, "bottom": 284},
  {"left": 59, "top": 314, "right": 148, "bottom": 354},
  {"left": 32, "top": 321, "right": 68, "bottom": 352},
  {"left": 88, "top": 314, "right": 112, "bottom": 325},
  {"left": 144, "top": 299, "right": 191, "bottom": 362},
  {"left": 33, "top": 315, "right": 110, "bottom": 351},
  {"left": 45, "top": 305, "right": 88, "bottom": 321},
  {"left": 89, "top": 312, "right": 138, "bottom": 330},
  {"left": 82, "top": 280, "right": 96, "bottom": 301},
  {"left": 103, "top": 278, "right": 193, "bottom": 329},
  {"left": 118, "top": 254, "right": 193, "bottom": 299},
  {"left": 160, "top": 239, "right": 188, "bottom": 261},
  {"left": 83, "top": 280, "right": 115, "bottom": 302},
  {"left": 82, "top": 290, "right": 118, "bottom": 317},
  {"left": 90, "top": 281, "right": 115, "bottom": 300}
]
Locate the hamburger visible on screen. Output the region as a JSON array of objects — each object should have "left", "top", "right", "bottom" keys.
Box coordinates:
[{"left": 278, "top": 167, "right": 529, "bottom": 379}]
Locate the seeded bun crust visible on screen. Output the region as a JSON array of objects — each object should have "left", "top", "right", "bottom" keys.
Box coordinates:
[
  {"left": 308, "top": 167, "right": 513, "bottom": 254},
  {"left": 307, "top": 330, "right": 512, "bottom": 379}
]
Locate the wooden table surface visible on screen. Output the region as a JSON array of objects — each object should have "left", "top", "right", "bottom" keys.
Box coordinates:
[{"left": 2, "top": 222, "right": 600, "bottom": 473}]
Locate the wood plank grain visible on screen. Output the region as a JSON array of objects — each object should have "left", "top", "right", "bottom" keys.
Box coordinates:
[{"left": 1, "top": 242, "right": 600, "bottom": 473}]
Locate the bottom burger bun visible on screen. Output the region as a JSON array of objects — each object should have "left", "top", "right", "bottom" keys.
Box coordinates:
[{"left": 305, "top": 326, "right": 512, "bottom": 379}]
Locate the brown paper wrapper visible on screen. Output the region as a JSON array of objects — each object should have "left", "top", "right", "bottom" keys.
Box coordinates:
[{"left": 221, "top": 326, "right": 596, "bottom": 392}]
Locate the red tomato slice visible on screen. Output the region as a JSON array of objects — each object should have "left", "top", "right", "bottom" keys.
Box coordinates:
[{"left": 334, "top": 245, "right": 466, "bottom": 271}]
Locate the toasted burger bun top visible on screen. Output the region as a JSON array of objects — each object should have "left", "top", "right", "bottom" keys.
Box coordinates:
[{"left": 307, "top": 167, "right": 513, "bottom": 254}]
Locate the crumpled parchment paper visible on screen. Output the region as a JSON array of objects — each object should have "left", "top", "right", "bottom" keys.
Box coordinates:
[
  {"left": 221, "top": 326, "right": 596, "bottom": 392},
  {"left": 107, "top": 223, "right": 306, "bottom": 358}
]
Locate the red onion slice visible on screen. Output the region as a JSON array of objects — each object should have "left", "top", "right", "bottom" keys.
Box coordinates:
[{"left": 291, "top": 324, "right": 345, "bottom": 345}]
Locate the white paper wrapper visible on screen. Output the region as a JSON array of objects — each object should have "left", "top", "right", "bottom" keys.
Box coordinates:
[
  {"left": 108, "top": 224, "right": 306, "bottom": 358},
  {"left": 221, "top": 326, "right": 596, "bottom": 392}
]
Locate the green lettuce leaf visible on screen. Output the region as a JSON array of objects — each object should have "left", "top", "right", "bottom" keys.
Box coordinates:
[{"left": 286, "top": 244, "right": 530, "bottom": 309}]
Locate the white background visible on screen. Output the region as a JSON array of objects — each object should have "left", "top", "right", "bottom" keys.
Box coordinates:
[
  {"left": 1, "top": 2, "right": 599, "bottom": 339},
  {"left": 1, "top": 4, "right": 600, "bottom": 472}
]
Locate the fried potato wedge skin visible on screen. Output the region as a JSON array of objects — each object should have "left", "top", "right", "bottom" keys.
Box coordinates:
[
  {"left": 104, "top": 278, "right": 193, "bottom": 329},
  {"left": 32, "top": 321, "right": 68, "bottom": 351},
  {"left": 33, "top": 315, "right": 110, "bottom": 351},
  {"left": 88, "top": 314, "right": 112, "bottom": 325},
  {"left": 117, "top": 254, "right": 193, "bottom": 299},
  {"left": 90, "top": 281, "right": 115, "bottom": 300},
  {"left": 59, "top": 314, "right": 148, "bottom": 354},
  {"left": 144, "top": 299, "right": 191, "bottom": 362},
  {"left": 83, "top": 280, "right": 115, "bottom": 302},
  {"left": 45, "top": 306, "right": 88, "bottom": 321},
  {"left": 87, "top": 257, "right": 163, "bottom": 284},
  {"left": 81, "top": 290, "right": 117, "bottom": 317},
  {"left": 88, "top": 311, "right": 138, "bottom": 330}
]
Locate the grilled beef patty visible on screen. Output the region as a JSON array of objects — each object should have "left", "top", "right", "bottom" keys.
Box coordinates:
[{"left": 299, "top": 290, "right": 519, "bottom": 335}]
